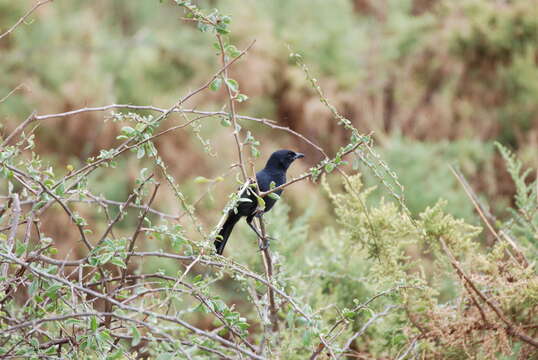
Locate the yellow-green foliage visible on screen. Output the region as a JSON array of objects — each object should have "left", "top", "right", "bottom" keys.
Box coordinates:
[{"left": 321, "top": 173, "right": 537, "bottom": 358}]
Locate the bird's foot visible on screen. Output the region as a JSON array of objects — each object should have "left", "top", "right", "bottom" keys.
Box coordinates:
[{"left": 258, "top": 235, "right": 276, "bottom": 251}]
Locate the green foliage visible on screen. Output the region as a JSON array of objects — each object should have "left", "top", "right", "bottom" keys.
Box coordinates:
[
  {"left": 497, "top": 142, "right": 538, "bottom": 253},
  {"left": 1, "top": 0, "right": 537, "bottom": 358},
  {"left": 361, "top": 136, "right": 494, "bottom": 222}
]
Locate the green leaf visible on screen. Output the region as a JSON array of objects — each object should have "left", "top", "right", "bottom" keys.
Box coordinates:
[
  {"left": 256, "top": 196, "right": 265, "bottom": 209},
  {"left": 220, "top": 117, "right": 231, "bottom": 127},
  {"left": 325, "top": 163, "right": 335, "bottom": 173},
  {"left": 15, "top": 242, "right": 26, "bottom": 256},
  {"left": 110, "top": 257, "right": 126, "bottom": 268},
  {"left": 54, "top": 183, "right": 65, "bottom": 196},
  {"left": 137, "top": 146, "right": 145, "bottom": 159},
  {"left": 215, "top": 22, "right": 230, "bottom": 35},
  {"left": 121, "top": 126, "right": 135, "bottom": 136},
  {"left": 225, "top": 78, "right": 239, "bottom": 93},
  {"left": 28, "top": 280, "right": 39, "bottom": 296},
  {"left": 98, "top": 252, "right": 114, "bottom": 265},
  {"left": 236, "top": 93, "right": 248, "bottom": 102},
  {"left": 210, "top": 78, "right": 222, "bottom": 91},
  {"left": 268, "top": 192, "right": 280, "bottom": 200},
  {"left": 194, "top": 176, "right": 210, "bottom": 184},
  {"left": 250, "top": 146, "right": 260, "bottom": 158},
  {"left": 90, "top": 316, "right": 98, "bottom": 331},
  {"left": 131, "top": 326, "right": 141, "bottom": 346},
  {"left": 225, "top": 44, "right": 241, "bottom": 58},
  {"left": 135, "top": 123, "right": 146, "bottom": 132},
  {"left": 302, "top": 329, "right": 314, "bottom": 346},
  {"left": 107, "top": 350, "right": 124, "bottom": 360},
  {"left": 45, "top": 284, "right": 62, "bottom": 299}
]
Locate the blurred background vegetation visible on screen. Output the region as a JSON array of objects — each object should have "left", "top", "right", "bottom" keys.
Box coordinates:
[
  {"left": 1, "top": 0, "right": 538, "bottom": 357},
  {"left": 2, "top": 0, "right": 537, "bottom": 224}
]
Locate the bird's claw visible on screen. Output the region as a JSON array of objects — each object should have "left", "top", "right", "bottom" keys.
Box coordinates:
[{"left": 258, "top": 236, "right": 276, "bottom": 251}]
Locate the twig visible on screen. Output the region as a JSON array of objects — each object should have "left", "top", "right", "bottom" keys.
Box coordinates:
[
  {"left": 338, "top": 305, "right": 397, "bottom": 359},
  {"left": 96, "top": 174, "right": 154, "bottom": 249},
  {"left": 122, "top": 182, "right": 160, "bottom": 277},
  {"left": 0, "top": 251, "right": 267, "bottom": 360},
  {"left": 217, "top": 34, "right": 249, "bottom": 181},
  {"left": 34, "top": 105, "right": 326, "bottom": 157},
  {"left": 439, "top": 237, "right": 538, "bottom": 348},
  {"left": 0, "top": 84, "right": 27, "bottom": 105},
  {"left": 449, "top": 165, "right": 528, "bottom": 267},
  {"left": 257, "top": 216, "right": 279, "bottom": 333},
  {"left": 0, "top": 0, "right": 53, "bottom": 41},
  {"left": 1, "top": 112, "right": 36, "bottom": 148},
  {"left": 395, "top": 337, "right": 419, "bottom": 360},
  {"left": 2, "top": 193, "right": 20, "bottom": 278},
  {"left": 82, "top": 192, "right": 178, "bottom": 219}
]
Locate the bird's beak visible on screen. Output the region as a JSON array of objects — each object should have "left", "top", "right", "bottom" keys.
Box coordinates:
[{"left": 294, "top": 153, "right": 305, "bottom": 160}]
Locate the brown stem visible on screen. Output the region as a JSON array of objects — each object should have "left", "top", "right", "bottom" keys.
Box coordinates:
[{"left": 439, "top": 237, "right": 538, "bottom": 348}]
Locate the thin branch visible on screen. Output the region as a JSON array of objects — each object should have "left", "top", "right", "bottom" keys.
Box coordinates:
[
  {"left": 338, "top": 305, "right": 397, "bottom": 359},
  {"left": 439, "top": 237, "right": 538, "bottom": 348},
  {"left": 217, "top": 34, "right": 248, "bottom": 181},
  {"left": 34, "top": 105, "right": 326, "bottom": 157},
  {"left": 121, "top": 182, "right": 160, "bottom": 283},
  {"left": 2, "top": 193, "right": 20, "bottom": 278},
  {"left": 81, "top": 192, "right": 179, "bottom": 219},
  {"left": 1, "top": 111, "right": 36, "bottom": 148},
  {"left": 449, "top": 165, "right": 528, "bottom": 267},
  {"left": 0, "top": 83, "right": 27, "bottom": 105},
  {"left": 96, "top": 174, "right": 154, "bottom": 249},
  {"left": 257, "top": 216, "right": 279, "bottom": 333},
  {"left": 0, "top": 0, "right": 53, "bottom": 41},
  {"left": 0, "top": 251, "right": 266, "bottom": 360}
]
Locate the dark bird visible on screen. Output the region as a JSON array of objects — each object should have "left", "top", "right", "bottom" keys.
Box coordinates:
[{"left": 214, "top": 149, "right": 304, "bottom": 255}]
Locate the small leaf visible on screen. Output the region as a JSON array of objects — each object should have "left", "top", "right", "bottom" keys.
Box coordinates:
[
  {"left": 256, "top": 196, "right": 265, "bottom": 209},
  {"left": 90, "top": 316, "right": 98, "bottom": 331},
  {"left": 121, "top": 126, "right": 135, "bottom": 136},
  {"left": 131, "top": 326, "right": 141, "bottom": 346},
  {"left": 45, "top": 284, "right": 62, "bottom": 299},
  {"left": 236, "top": 94, "right": 248, "bottom": 103},
  {"left": 268, "top": 193, "right": 280, "bottom": 200},
  {"left": 225, "top": 44, "right": 241, "bottom": 58},
  {"left": 194, "top": 176, "right": 210, "bottom": 184},
  {"left": 250, "top": 147, "right": 260, "bottom": 158},
  {"left": 135, "top": 123, "right": 146, "bottom": 132},
  {"left": 110, "top": 257, "right": 126, "bottom": 268},
  {"left": 137, "top": 147, "right": 145, "bottom": 159},
  {"left": 209, "top": 78, "right": 222, "bottom": 91},
  {"left": 325, "top": 163, "right": 335, "bottom": 173},
  {"left": 220, "top": 117, "right": 231, "bottom": 127},
  {"left": 225, "top": 78, "right": 239, "bottom": 93}
]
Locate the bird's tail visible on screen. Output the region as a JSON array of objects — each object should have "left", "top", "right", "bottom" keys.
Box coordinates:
[{"left": 214, "top": 211, "right": 241, "bottom": 255}]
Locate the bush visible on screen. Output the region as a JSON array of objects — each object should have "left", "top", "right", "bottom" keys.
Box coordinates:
[{"left": 1, "top": 1, "right": 537, "bottom": 359}]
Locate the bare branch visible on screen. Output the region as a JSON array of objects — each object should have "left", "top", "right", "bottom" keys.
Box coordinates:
[
  {"left": 439, "top": 237, "right": 538, "bottom": 348},
  {"left": 0, "top": 0, "right": 53, "bottom": 41}
]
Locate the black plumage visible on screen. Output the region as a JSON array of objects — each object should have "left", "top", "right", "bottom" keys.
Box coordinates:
[{"left": 214, "top": 149, "right": 304, "bottom": 255}]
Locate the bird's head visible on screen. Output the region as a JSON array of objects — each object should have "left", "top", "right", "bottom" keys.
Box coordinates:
[{"left": 265, "top": 149, "right": 304, "bottom": 171}]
